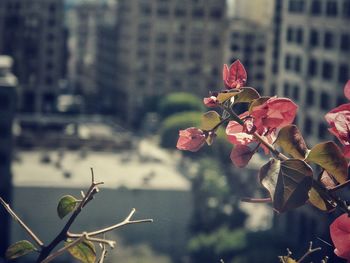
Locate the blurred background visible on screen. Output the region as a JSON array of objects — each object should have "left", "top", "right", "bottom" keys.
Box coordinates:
[{"left": 0, "top": 0, "right": 349, "bottom": 262}]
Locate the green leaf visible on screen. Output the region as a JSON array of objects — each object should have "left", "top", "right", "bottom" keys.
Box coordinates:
[
  {"left": 201, "top": 111, "right": 221, "bottom": 131},
  {"left": 57, "top": 195, "right": 78, "bottom": 219},
  {"left": 216, "top": 90, "right": 241, "bottom": 103},
  {"left": 5, "top": 240, "right": 36, "bottom": 260},
  {"left": 248, "top": 96, "right": 270, "bottom": 113},
  {"left": 234, "top": 87, "right": 260, "bottom": 103},
  {"left": 66, "top": 240, "right": 96, "bottom": 263},
  {"left": 306, "top": 141, "right": 348, "bottom": 184},
  {"left": 308, "top": 187, "right": 335, "bottom": 212},
  {"left": 275, "top": 125, "right": 309, "bottom": 160},
  {"left": 259, "top": 159, "right": 313, "bottom": 213}
]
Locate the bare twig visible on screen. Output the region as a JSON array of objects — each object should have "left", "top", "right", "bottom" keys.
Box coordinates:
[
  {"left": 98, "top": 243, "right": 108, "bottom": 263},
  {"left": 297, "top": 242, "right": 321, "bottom": 263},
  {"left": 241, "top": 197, "right": 272, "bottom": 203},
  {"left": 41, "top": 234, "right": 86, "bottom": 263},
  {"left": 0, "top": 197, "right": 44, "bottom": 247},
  {"left": 84, "top": 236, "right": 116, "bottom": 248},
  {"left": 68, "top": 208, "right": 153, "bottom": 237}
]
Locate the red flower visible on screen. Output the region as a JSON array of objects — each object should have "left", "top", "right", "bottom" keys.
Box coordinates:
[
  {"left": 226, "top": 112, "right": 255, "bottom": 145},
  {"left": 325, "top": 103, "right": 350, "bottom": 158},
  {"left": 344, "top": 80, "right": 350, "bottom": 101},
  {"left": 330, "top": 214, "right": 350, "bottom": 262},
  {"left": 203, "top": 96, "right": 218, "bottom": 107},
  {"left": 223, "top": 60, "right": 247, "bottom": 89},
  {"left": 250, "top": 97, "right": 298, "bottom": 130},
  {"left": 176, "top": 127, "right": 206, "bottom": 152}
]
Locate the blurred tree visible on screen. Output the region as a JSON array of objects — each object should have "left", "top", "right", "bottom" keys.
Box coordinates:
[{"left": 158, "top": 92, "right": 204, "bottom": 119}]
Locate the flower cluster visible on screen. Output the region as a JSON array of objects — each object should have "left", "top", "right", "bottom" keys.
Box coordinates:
[{"left": 176, "top": 59, "right": 350, "bottom": 261}]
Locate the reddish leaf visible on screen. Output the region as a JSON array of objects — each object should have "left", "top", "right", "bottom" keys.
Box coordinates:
[
  {"left": 320, "top": 170, "right": 337, "bottom": 189},
  {"left": 325, "top": 103, "right": 350, "bottom": 147},
  {"left": 259, "top": 159, "right": 313, "bottom": 213},
  {"left": 176, "top": 128, "right": 206, "bottom": 152},
  {"left": 230, "top": 145, "right": 254, "bottom": 168},
  {"left": 223, "top": 60, "right": 247, "bottom": 89},
  {"left": 275, "top": 125, "right": 309, "bottom": 160},
  {"left": 344, "top": 80, "right": 350, "bottom": 101},
  {"left": 308, "top": 187, "right": 335, "bottom": 212},
  {"left": 330, "top": 214, "right": 350, "bottom": 261}
]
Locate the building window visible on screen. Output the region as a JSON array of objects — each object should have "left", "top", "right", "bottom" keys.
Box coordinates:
[
  {"left": 310, "top": 0, "right": 322, "bottom": 15},
  {"left": 322, "top": 61, "right": 334, "bottom": 80},
  {"left": 320, "top": 92, "right": 329, "bottom": 109},
  {"left": 0, "top": 94, "right": 9, "bottom": 110},
  {"left": 324, "top": 31, "right": 335, "bottom": 49},
  {"left": 157, "top": 7, "right": 169, "bottom": 16},
  {"left": 308, "top": 58, "right": 318, "bottom": 76},
  {"left": 192, "top": 8, "right": 204, "bottom": 18},
  {"left": 283, "top": 82, "right": 290, "bottom": 97},
  {"left": 309, "top": 29, "right": 319, "bottom": 47},
  {"left": 304, "top": 116, "right": 312, "bottom": 136},
  {"left": 287, "top": 27, "right": 293, "bottom": 42},
  {"left": 231, "top": 44, "right": 239, "bottom": 51},
  {"left": 175, "top": 7, "right": 186, "bottom": 17},
  {"left": 337, "top": 96, "right": 347, "bottom": 106},
  {"left": 293, "top": 85, "right": 300, "bottom": 100},
  {"left": 318, "top": 122, "right": 328, "bottom": 139},
  {"left": 296, "top": 28, "right": 303, "bottom": 44},
  {"left": 338, "top": 64, "right": 349, "bottom": 83},
  {"left": 340, "top": 34, "right": 350, "bottom": 51},
  {"left": 210, "top": 9, "right": 222, "bottom": 19},
  {"left": 294, "top": 56, "right": 302, "bottom": 73},
  {"left": 306, "top": 88, "right": 314, "bottom": 105},
  {"left": 326, "top": 1, "right": 338, "bottom": 16},
  {"left": 343, "top": 0, "right": 350, "bottom": 18},
  {"left": 288, "top": 0, "right": 305, "bottom": 13},
  {"left": 285, "top": 55, "right": 292, "bottom": 70}
]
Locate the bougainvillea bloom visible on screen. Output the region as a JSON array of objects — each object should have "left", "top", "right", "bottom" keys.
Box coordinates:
[
  {"left": 344, "top": 80, "right": 350, "bottom": 101},
  {"left": 176, "top": 127, "right": 206, "bottom": 152},
  {"left": 325, "top": 103, "right": 350, "bottom": 157},
  {"left": 203, "top": 96, "right": 218, "bottom": 108},
  {"left": 330, "top": 214, "right": 350, "bottom": 261},
  {"left": 250, "top": 98, "right": 298, "bottom": 130},
  {"left": 222, "top": 60, "right": 247, "bottom": 89},
  {"left": 226, "top": 112, "right": 255, "bottom": 145}
]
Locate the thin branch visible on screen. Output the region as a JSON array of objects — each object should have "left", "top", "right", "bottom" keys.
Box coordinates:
[
  {"left": 41, "top": 234, "right": 86, "bottom": 263},
  {"left": 36, "top": 170, "right": 104, "bottom": 262},
  {"left": 98, "top": 243, "right": 108, "bottom": 263},
  {"left": 68, "top": 208, "right": 153, "bottom": 237},
  {"left": 297, "top": 242, "right": 321, "bottom": 263},
  {"left": 0, "top": 197, "right": 44, "bottom": 247},
  {"left": 84, "top": 236, "right": 116, "bottom": 248},
  {"left": 241, "top": 197, "right": 272, "bottom": 203}
]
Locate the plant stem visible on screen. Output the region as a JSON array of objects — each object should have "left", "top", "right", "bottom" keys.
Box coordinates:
[
  {"left": 297, "top": 242, "right": 321, "bottom": 263},
  {"left": 36, "top": 169, "right": 104, "bottom": 262},
  {"left": 0, "top": 197, "right": 44, "bottom": 247},
  {"left": 68, "top": 208, "right": 153, "bottom": 237},
  {"left": 41, "top": 234, "right": 86, "bottom": 263}
]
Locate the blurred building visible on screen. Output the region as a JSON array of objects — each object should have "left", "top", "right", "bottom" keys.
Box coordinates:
[
  {"left": 273, "top": 0, "right": 350, "bottom": 146},
  {"left": 225, "top": 18, "right": 269, "bottom": 94},
  {"left": 0, "top": 0, "right": 65, "bottom": 113},
  {"left": 111, "top": 0, "right": 226, "bottom": 124},
  {"left": 0, "top": 56, "right": 17, "bottom": 258},
  {"left": 230, "top": 0, "right": 274, "bottom": 26},
  {"left": 67, "top": 0, "right": 117, "bottom": 104}
]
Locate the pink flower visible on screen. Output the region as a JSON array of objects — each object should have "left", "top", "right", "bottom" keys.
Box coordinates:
[
  {"left": 226, "top": 112, "right": 255, "bottom": 145},
  {"left": 176, "top": 127, "right": 206, "bottom": 152},
  {"left": 325, "top": 103, "right": 350, "bottom": 158},
  {"left": 203, "top": 96, "right": 218, "bottom": 107},
  {"left": 330, "top": 214, "right": 350, "bottom": 262},
  {"left": 251, "top": 97, "right": 298, "bottom": 130},
  {"left": 344, "top": 80, "right": 350, "bottom": 100},
  {"left": 223, "top": 60, "right": 247, "bottom": 89}
]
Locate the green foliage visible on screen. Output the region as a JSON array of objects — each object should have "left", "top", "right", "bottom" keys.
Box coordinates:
[
  {"left": 158, "top": 92, "right": 204, "bottom": 119},
  {"left": 57, "top": 195, "right": 78, "bottom": 219},
  {"left": 65, "top": 240, "right": 96, "bottom": 263},
  {"left": 160, "top": 111, "right": 202, "bottom": 149},
  {"left": 188, "top": 227, "right": 247, "bottom": 263},
  {"left": 306, "top": 141, "right": 348, "bottom": 184},
  {"left": 5, "top": 240, "right": 37, "bottom": 260}
]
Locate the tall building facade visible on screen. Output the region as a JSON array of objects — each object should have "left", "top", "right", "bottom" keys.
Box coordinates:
[
  {"left": 275, "top": 0, "right": 350, "bottom": 145},
  {"left": 0, "top": 56, "right": 17, "bottom": 258},
  {"left": 113, "top": 0, "right": 226, "bottom": 124},
  {"left": 225, "top": 19, "right": 269, "bottom": 95},
  {"left": 0, "top": 0, "right": 65, "bottom": 113}
]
